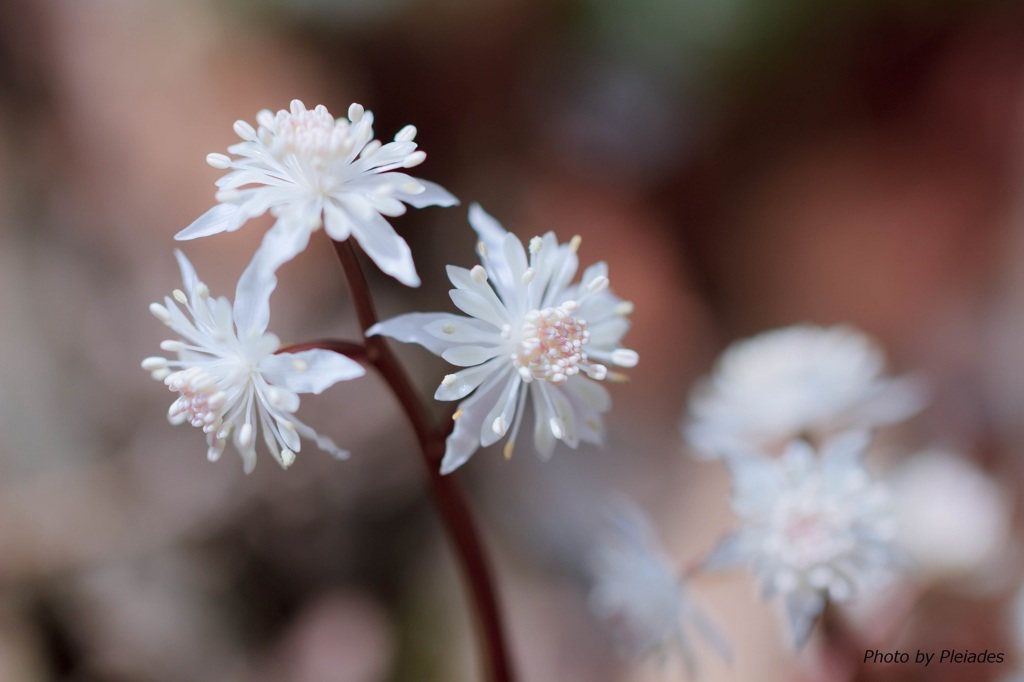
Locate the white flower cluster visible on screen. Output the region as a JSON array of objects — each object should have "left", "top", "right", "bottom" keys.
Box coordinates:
[
  {"left": 685, "top": 324, "right": 925, "bottom": 458},
  {"left": 684, "top": 325, "right": 925, "bottom": 649},
  {"left": 370, "top": 204, "right": 638, "bottom": 474},
  {"left": 144, "top": 101, "right": 638, "bottom": 474},
  {"left": 143, "top": 250, "right": 364, "bottom": 472},
  {"left": 179, "top": 100, "right": 457, "bottom": 286},
  {"left": 705, "top": 432, "right": 896, "bottom": 648},
  {"left": 145, "top": 100, "right": 458, "bottom": 470}
]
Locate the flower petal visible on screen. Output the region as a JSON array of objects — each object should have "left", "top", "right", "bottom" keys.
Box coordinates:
[
  {"left": 292, "top": 418, "right": 350, "bottom": 460},
  {"left": 176, "top": 203, "right": 247, "bottom": 240},
  {"left": 467, "top": 202, "right": 508, "bottom": 255},
  {"left": 423, "top": 316, "right": 501, "bottom": 345},
  {"left": 847, "top": 375, "right": 928, "bottom": 427},
  {"left": 530, "top": 383, "right": 558, "bottom": 460},
  {"left": 348, "top": 207, "right": 420, "bottom": 287},
  {"left": 434, "top": 360, "right": 500, "bottom": 401},
  {"left": 323, "top": 200, "right": 353, "bottom": 241},
  {"left": 260, "top": 349, "right": 365, "bottom": 394},
  {"left": 449, "top": 289, "right": 509, "bottom": 328},
  {"left": 369, "top": 312, "right": 490, "bottom": 357},
  {"left": 398, "top": 178, "right": 459, "bottom": 208},
  {"left": 480, "top": 372, "right": 523, "bottom": 447},
  {"left": 784, "top": 590, "right": 826, "bottom": 649},
  {"left": 442, "top": 344, "right": 504, "bottom": 367},
  {"left": 440, "top": 369, "right": 510, "bottom": 474},
  {"left": 173, "top": 249, "right": 200, "bottom": 298},
  {"left": 233, "top": 218, "right": 314, "bottom": 336},
  {"left": 701, "top": 533, "right": 750, "bottom": 571}
]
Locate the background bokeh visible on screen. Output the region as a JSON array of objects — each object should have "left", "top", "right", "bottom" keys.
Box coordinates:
[{"left": 1, "top": 0, "right": 1024, "bottom": 680}]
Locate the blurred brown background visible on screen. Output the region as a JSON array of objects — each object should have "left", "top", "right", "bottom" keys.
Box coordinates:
[{"left": 1, "top": 0, "right": 1023, "bottom": 680}]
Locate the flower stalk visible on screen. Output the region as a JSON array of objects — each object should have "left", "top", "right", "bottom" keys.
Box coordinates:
[{"left": 332, "top": 238, "right": 516, "bottom": 682}]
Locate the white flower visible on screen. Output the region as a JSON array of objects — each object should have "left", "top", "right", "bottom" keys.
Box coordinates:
[
  {"left": 177, "top": 100, "right": 458, "bottom": 287},
  {"left": 685, "top": 324, "right": 925, "bottom": 458},
  {"left": 893, "top": 449, "right": 1011, "bottom": 582},
  {"left": 589, "top": 501, "right": 731, "bottom": 674},
  {"left": 367, "top": 204, "right": 638, "bottom": 474},
  {"left": 142, "top": 249, "right": 365, "bottom": 473},
  {"left": 705, "top": 432, "right": 897, "bottom": 648}
]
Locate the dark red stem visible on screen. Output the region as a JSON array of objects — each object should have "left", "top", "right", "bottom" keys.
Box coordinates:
[{"left": 332, "top": 238, "right": 515, "bottom": 682}]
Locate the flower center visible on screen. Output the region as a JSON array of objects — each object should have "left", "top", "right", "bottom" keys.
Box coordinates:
[
  {"left": 165, "top": 366, "right": 228, "bottom": 434},
  {"left": 772, "top": 501, "right": 854, "bottom": 570},
  {"left": 513, "top": 302, "right": 590, "bottom": 385},
  {"left": 270, "top": 108, "right": 352, "bottom": 167}
]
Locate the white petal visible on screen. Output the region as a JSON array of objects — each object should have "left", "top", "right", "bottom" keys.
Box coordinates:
[
  {"left": 260, "top": 349, "right": 365, "bottom": 394},
  {"left": 820, "top": 429, "right": 870, "bottom": 469},
  {"left": 434, "top": 360, "right": 500, "bottom": 401},
  {"left": 397, "top": 178, "right": 459, "bottom": 208},
  {"left": 725, "top": 451, "right": 784, "bottom": 512},
  {"left": 545, "top": 384, "right": 579, "bottom": 448},
  {"left": 175, "top": 203, "right": 246, "bottom": 240},
  {"left": 588, "top": 317, "right": 631, "bottom": 348},
  {"left": 323, "top": 200, "right": 353, "bottom": 241},
  {"left": 348, "top": 207, "right": 420, "bottom": 287},
  {"left": 369, "top": 312, "right": 494, "bottom": 357},
  {"left": 784, "top": 590, "right": 826, "bottom": 649},
  {"left": 501, "top": 232, "right": 529, "bottom": 289},
  {"left": 847, "top": 375, "right": 928, "bottom": 426},
  {"left": 172, "top": 249, "right": 200, "bottom": 298},
  {"left": 233, "top": 219, "right": 313, "bottom": 336},
  {"left": 423, "top": 316, "right": 500, "bottom": 345},
  {"left": 442, "top": 344, "right": 503, "bottom": 367},
  {"left": 688, "top": 598, "right": 734, "bottom": 665},
  {"left": 530, "top": 384, "right": 558, "bottom": 460},
  {"left": 467, "top": 202, "right": 508, "bottom": 255},
  {"left": 480, "top": 372, "right": 523, "bottom": 447},
  {"left": 561, "top": 378, "right": 610, "bottom": 445},
  {"left": 702, "top": 533, "right": 750, "bottom": 571},
  {"left": 579, "top": 261, "right": 608, "bottom": 290},
  {"left": 449, "top": 289, "right": 508, "bottom": 328},
  {"left": 466, "top": 203, "right": 524, "bottom": 298},
  {"left": 562, "top": 376, "right": 611, "bottom": 412},
  {"left": 541, "top": 243, "right": 580, "bottom": 309},
  {"left": 440, "top": 370, "right": 510, "bottom": 474}
]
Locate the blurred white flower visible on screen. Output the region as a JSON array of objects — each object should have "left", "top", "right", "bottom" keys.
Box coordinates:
[
  {"left": 589, "top": 501, "right": 731, "bottom": 674},
  {"left": 685, "top": 324, "right": 925, "bottom": 458},
  {"left": 368, "top": 204, "right": 638, "bottom": 474},
  {"left": 893, "top": 450, "right": 1011, "bottom": 582},
  {"left": 142, "top": 249, "right": 365, "bottom": 473},
  {"left": 177, "top": 100, "right": 458, "bottom": 287},
  {"left": 705, "top": 432, "right": 897, "bottom": 648}
]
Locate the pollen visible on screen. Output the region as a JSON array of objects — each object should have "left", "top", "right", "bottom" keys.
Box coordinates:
[
  {"left": 165, "top": 367, "right": 227, "bottom": 434},
  {"left": 513, "top": 302, "right": 590, "bottom": 385}
]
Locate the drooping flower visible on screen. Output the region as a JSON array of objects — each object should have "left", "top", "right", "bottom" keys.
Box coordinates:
[
  {"left": 367, "top": 204, "right": 638, "bottom": 474},
  {"left": 142, "top": 248, "right": 365, "bottom": 473},
  {"left": 685, "top": 324, "right": 925, "bottom": 458},
  {"left": 704, "top": 431, "right": 898, "bottom": 648},
  {"left": 177, "top": 100, "right": 458, "bottom": 287},
  {"left": 589, "top": 501, "right": 731, "bottom": 674}
]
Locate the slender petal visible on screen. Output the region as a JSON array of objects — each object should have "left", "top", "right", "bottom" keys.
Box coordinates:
[
  {"left": 368, "top": 312, "right": 496, "bottom": 357},
  {"left": 261, "top": 349, "right": 365, "bottom": 394},
  {"left": 233, "top": 220, "right": 314, "bottom": 336},
  {"left": 175, "top": 203, "right": 245, "bottom": 240}
]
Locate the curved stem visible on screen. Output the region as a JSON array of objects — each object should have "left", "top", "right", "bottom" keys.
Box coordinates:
[
  {"left": 332, "top": 239, "right": 516, "bottom": 682},
  {"left": 279, "top": 338, "right": 368, "bottom": 360}
]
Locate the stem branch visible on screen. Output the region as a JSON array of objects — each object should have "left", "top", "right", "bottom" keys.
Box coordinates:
[{"left": 332, "top": 239, "right": 515, "bottom": 682}]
